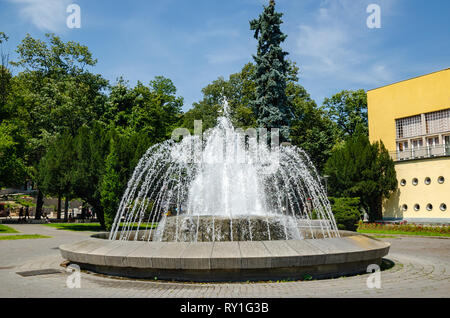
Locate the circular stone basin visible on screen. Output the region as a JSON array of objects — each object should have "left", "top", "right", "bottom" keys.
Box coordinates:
[
  {"left": 59, "top": 231, "right": 390, "bottom": 282},
  {"left": 156, "top": 215, "right": 330, "bottom": 242}
]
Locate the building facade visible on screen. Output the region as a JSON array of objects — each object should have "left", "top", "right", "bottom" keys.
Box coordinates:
[{"left": 367, "top": 68, "right": 450, "bottom": 223}]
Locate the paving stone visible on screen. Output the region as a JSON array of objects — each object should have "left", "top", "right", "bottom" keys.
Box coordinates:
[{"left": 1, "top": 225, "right": 449, "bottom": 298}]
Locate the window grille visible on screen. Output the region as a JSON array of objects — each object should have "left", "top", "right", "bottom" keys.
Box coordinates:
[
  {"left": 396, "top": 115, "right": 422, "bottom": 139},
  {"left": 425, "top": 109, "right": 450, "bottom": 134}
]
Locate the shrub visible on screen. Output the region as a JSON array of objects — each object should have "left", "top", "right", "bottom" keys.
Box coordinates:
[{"left": 329, "top": 197, "right": 362, "bottom": 231}]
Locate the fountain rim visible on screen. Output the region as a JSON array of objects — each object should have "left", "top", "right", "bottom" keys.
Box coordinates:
[{"left": 59, "top": 231, "right": 390, "bottom": 282}]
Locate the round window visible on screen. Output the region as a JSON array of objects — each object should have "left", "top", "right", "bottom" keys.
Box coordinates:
[
  {"left": 438, "top": 176, "right": 445, "bottom": 184},
  {"left": 412, "top": 178, "right": 419, "bottom": 186},
  {"left": 426, "top": 204, "right": 433, "bottom": 211},
  {"left": 402, "top": 204, "right": 408, "bottom": 211},
  {"left": 440, "top": 203, "right": 447, "bottom": 212},
  {"left": 414, "top": 204, "right": 420, "bottom": 211},
  {"left": 425, "top": 177, "right": 431, "bottom": 185},
  {"left": 400, "top": 179, "right": 406, "bottom": 186}
]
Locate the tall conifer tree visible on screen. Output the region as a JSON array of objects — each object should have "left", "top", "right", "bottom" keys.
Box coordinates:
[{"left": 250, "top": 0, "right": 292, "bottom": 142}]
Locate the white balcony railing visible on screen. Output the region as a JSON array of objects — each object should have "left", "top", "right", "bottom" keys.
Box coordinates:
[{"left": 391, "top": 145, "right": 450, "bottom": 161}]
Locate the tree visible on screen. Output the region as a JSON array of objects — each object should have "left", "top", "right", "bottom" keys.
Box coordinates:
[
  {"left": 71, "top": 124, "right": 111, "bottom": 227},
  {"left": 0, "top": 34, "right": 29, "bottom": 188},
  {"left": 182, "top": 63, "right": 257, "bottom": 132},
  {"left": 324, "top": 133, "right": 397, "bottom": 221},
  {"left": 250, "top": 0, "right": 292, "bottom": 142},
  {"left": 130, "top": 76, "right": 183, "bottom": 142},
  {"left": 101, "top": 77, "right": 135, "bottom": 129},
  {"left": 9, "top": 33, "right": 108, "bottom": 219},
  {"left": 100, "top": 130, "right": 154, "bottom": 230},
  {"left": 322, "top": 89, "right": 368, "bottom": 139},
  {"left": 0, "top": 32, "right": 11, "bottom": 116},
  {"left": 0, "top": 122, "right": 27, "bottom": 188},
  {"left": 288, "top": 83, "right": 338, "bottom": 172},
  {"left": 38, "top": 131, "right": 75, "bottom": 220}
]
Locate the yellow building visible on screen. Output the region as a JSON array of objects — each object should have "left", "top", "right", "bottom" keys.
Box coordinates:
[{"left": 367, "top": 68, "right": 450, "bottom": 223}]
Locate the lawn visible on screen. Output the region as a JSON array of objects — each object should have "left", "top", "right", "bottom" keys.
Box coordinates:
[
  {"left": 357, "top": 222, "right": 450, "bottom": 237},
  {"left": 0, "top": 224, "right": 19, "bottom": 234},
  {"left": 0, "top": 234, "right": 51, "bottom": 240},
  {"left": 44, "top": 222, "right": 158, "bottom": 232},
  {"left": 357, "top": 229, "right": 450, "bottom": 237}
]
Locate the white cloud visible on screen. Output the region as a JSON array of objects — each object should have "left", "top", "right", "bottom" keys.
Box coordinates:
[
  {"left": 9, "top": 0, "right": 72, "bottom": 32},
  {"left": 294, "top": 0, "right": 396, "bottom": 86}
]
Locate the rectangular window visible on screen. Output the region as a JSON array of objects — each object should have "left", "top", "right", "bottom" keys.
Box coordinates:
[
  {"left": 445, "top": 136, "right": 450, "bottom": 155},
  {"left": 425, "top": 109, "right": 450, "bottom": 134},
  {"left": 397, "top": 141, "right": 408, "bottom": 152},
  {"left": 396, "top": 115, "right": 422, "bottom": 139},
  {"left": 411, "top": 139, "right": 423, "bottom": 148},
  {"left": 427, "top": 137, "right": 439, "bottom": 147}
]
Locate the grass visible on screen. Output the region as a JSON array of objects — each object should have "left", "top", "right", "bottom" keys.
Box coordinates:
[
  {"left": 44, "top": 222, "right": 158, "bottom": 232},
  {"left": 357, "top": 229, "right": 450, "bottom": 237},
  {"left": 368, "top": 234, "right": 399, "bottom": 239},
  {"left": 0, "top": 224, "right": 19, "bottom": 233},
  {"left": 0, "top": 234, "right": 51, "bottom": 240},
  {"left": 357, "top": 221, "right": 450, "bottom": 237}
]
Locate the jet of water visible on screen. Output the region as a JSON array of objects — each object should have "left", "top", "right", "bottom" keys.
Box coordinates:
[{"left": 109, "top": 98, "right": 339, "bottom": 242}]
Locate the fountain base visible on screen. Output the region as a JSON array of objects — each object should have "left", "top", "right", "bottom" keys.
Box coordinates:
[
  {"left": 158, "top": 215, "right": 302, "bottom": 242},
  {"left": 59, "top": 231, "right": 390, "bottom": 282}
]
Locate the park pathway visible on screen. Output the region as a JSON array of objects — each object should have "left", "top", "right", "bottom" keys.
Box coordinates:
[{"left": 0, "top": 224, "right": 449, "bottom": 298}]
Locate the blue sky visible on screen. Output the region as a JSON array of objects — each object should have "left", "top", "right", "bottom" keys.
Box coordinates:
[{"left": 0, "top": 0, "right": 449, "bottom": 111}]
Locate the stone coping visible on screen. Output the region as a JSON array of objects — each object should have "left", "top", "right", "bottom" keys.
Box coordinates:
[{"left": 59, "top": 232, "right": 390, "bottom": 271}]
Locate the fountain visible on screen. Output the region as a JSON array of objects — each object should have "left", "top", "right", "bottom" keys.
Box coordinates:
[{"left": 60, "top": 99, "right": 390, "bottom": 282}]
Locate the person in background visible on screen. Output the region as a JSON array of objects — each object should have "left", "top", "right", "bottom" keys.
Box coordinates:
[
  {"left": 19, "top": 206, "right": 24, "bottom": 222},
  {"left": 25, "top": 206, "right": 30, "bottom": 220}
]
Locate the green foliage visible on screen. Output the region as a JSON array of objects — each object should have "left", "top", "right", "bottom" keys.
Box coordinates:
[
  {"left": 329, "top": 197, "right": 361, "bottom": 231},
  {"left": 11, "top": 33, "right": 97, "bottom": 75},
  {"left": 0, "top": 122, "right": 28, "bottom": 187},
  {"left": 9, "top": 33, "right": 108, "bottom": 170},
  {"left": 104, "top": 76, "right": 183, "bottom": 139},
  {"left": 288, "top": 83, "right": 338, "bottom": 172},
  {"left": 250, "top": 0, "right": 292, "bottom": 141},
  {"left": 182, "top": 63, "right": 257, "bottom": 132},
  {"left": 101, "top": 139, "right": 122, "bottom": 231},
  {"left": 38, "top": 131, "right": 74, "bottom": 199},
  {"left": 322, "top": 89, "right": 368, "bottom": 138},
  {"left": 325, "top": 134, "right": 397, "bottom": 221},
  {"left": 70, "top": 123, "right": 111, "bottom": 227},
  {"left": 14, "top": 197, "right": 36, "bottom": 207},
  {"left": 100, "top": 130, "right": 154, "bottom": 230}
]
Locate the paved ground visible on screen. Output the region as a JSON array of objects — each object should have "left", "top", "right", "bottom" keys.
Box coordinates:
[{"left": 0, "top": 224, "right": 449, "bottom": 298}]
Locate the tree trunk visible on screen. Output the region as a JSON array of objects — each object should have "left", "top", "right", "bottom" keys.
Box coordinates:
[
  {"left": 368, "top": 196, "right": 383, "bottom": 222},
  {"left": 91, "top": 202, "right": 105, "bottom": 230},
  {"left": 57, "top": 195, "right": 62, "bottom": 220},
  {"left": 81, "top": 204, "right": 87, "bottom": 219},
  {"left": 64, "top": 197, "right": 69, "bottom": 221},
  {"left": 34, "top": 189, "right": 44, "bottom": 220}
]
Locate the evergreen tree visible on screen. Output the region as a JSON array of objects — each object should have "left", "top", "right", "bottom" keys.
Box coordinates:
[
  {"left": 250, "top": 0, "right": 292, "bottom": 142},
  {"left": 324, "top": 134, "right": 398, "bottom": 221},
  {"left": 71, "top": 123, "right": 111, "bottom": 228},
  {"left": 38, "top": 131, "right": 75, "bottom": 219}
]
